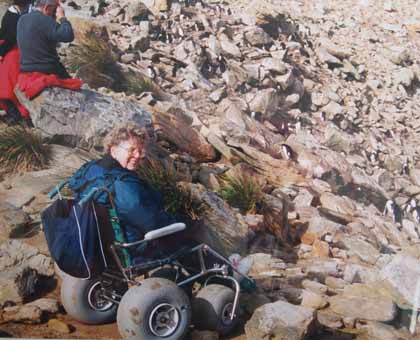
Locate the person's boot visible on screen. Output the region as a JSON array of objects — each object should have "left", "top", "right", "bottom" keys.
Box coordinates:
[{"left": 3, "top": 105, "right": 22, "bottom": 125}]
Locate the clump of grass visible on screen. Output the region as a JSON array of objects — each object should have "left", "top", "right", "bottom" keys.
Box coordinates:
[
  {"left": 218, "top": 174, "right": 263, "bottom": 214},
  {"left": 68, "top": 31, "right": 118, "bottom": 74},
  {"left": 137, "top": 159, "right": 206, "bottom": 220},
  {"left": 122, "top": 70, "right": 161, "bottom": 97},
  {"left": 0, "top": 124, "right": 50, "bottom": 172}
]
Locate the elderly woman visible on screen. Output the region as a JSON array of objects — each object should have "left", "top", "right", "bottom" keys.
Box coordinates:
[{"left": 68, "top": 123, "right": 174, "bottom": 246}]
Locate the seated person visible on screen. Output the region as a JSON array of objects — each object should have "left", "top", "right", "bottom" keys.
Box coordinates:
[
  {"left": 0, "top": 0, "right": 32, "bottom": 125},
  {"left": 17, "top": 0, "right": 74, "bottom": 79},
  {"left": 67, "top": 123, "right": 176, "bottom": 259}
]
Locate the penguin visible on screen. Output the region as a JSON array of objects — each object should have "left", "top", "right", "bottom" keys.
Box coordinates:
[
  {"left": 295, "top": 116, "right": 303, "bottom": 132},
  {"left": 369, "top": 149, "right": 379, "bottom": 163},
  {"left": 217, "top": 55, "right": 227, "bottom": 73},
  {"left": 320, "top": 111, "right": 326, "bottom": 121},
  {"left": 236, "top": 82, "right": 249, "bottom": 94},
  {"left": 281, "top": 144, "right": 293, "bottom": 160},
  {"left": 227, "top": 8, "right": 232, "bottom": 15},
  {"left": 147, "top": 66, "right": 157, "bottom": 80},
  {"left": 413, "top": 206, "right": 420, "bottom": 223},
  {"left": 383, "top": 199, "right": 397, "bottom": 223},
  {"left": 401, "top": 159, "right": 409, "bottom": 175},
  {"left": 178, "top": 26, "right": 185, "bottom": 38},
  {"left": 249, "top": 111, "right": 262, "bottom": 122}
]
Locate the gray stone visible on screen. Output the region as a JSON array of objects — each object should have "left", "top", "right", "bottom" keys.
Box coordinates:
[
  {"left": 356, "top": 321, "right": 412, "bottom": 340},
  {"left": 15, "top": 87, "right": 152, "bottom": 150},
  {"left": 184, "top": 183, "right": 250, "bottom": 256},
  {"left": 244, "top": 27, "right": 273, "bottom": 47},
  {"left": 341, "top": 236, "right": 380, "bottom": 265},
  {"left": 245, "top": 300, "right": 315, "bottom": 340},
  {"left": 343, "top": 263, "right": 379, "bottom": 284},
  {"left": 27, "top": 298, "right": 60, "bottom": 314},
  {"left": 0, "top": 202, "right": 31, "bottom": 242},
  {"left": 317, "top": 309, "right": 343, "bottom": 329},
  {"left": 300, "top": 290, "right": 328, "bottom": 309},
  {"left": 378, "top": 254, "right": 420, "bottom": 309},
  {"left": 47, "top": 319, "right": 72, "bottom": 334},
  {"left": 394, "top": 68, "right": 416, "bottom": 87},
  {"left": 329, "top": 287, "right": 397, "bottom": 322},
  {"left": 220, "top": 38, "right": 242, "bottom": 58},
  {"left": 2, "top": 305, "right": 42, "bottom": 324},
  {"left": 0, "top": 267, "right": 39, "bottom": 306}
]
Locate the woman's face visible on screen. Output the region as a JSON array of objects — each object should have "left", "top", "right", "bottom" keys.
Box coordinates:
[{"left": 110, "top": 137, "right": 145, "bottom": 171}]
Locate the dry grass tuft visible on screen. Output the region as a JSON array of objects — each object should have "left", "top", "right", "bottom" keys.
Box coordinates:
[{"left": 0, "top": 124, "right": 51, "bottom": 172}]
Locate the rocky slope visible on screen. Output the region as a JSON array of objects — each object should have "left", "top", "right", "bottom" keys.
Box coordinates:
[{"left": 1, "top": 0, "right": 420, "bottom": 339}]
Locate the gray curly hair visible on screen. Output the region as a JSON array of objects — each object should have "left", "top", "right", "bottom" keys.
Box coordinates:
[{"left": 103, "top": 123, "right": 148, "bottom": 154}]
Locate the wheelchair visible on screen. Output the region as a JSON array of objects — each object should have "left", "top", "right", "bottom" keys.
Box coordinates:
[{"left": 47, "top": 182, "right": 256, "bottom": 340}]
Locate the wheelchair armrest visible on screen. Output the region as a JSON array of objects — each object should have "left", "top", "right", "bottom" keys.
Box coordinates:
[{"left": 144, "top": 223, "right": 186, "bottom": 241}]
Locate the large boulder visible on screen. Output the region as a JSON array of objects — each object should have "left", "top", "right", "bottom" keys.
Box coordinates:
[
  {"left": 377, "top": 254, "right": 420, "bottom": 309},
  {"left": 184, "top": 183, "right": 251, "bottom": 256},
  {"left": 329, "top": 293, "right": 397, "bottom": 322},
  {"left": 245, "top": 300, "right": 315, "bottom": 340},
  {"left": 15, "top": 87, "right": 152, "bottom": 150}
]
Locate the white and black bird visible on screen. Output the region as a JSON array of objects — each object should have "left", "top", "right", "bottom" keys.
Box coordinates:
[
  {"left": 369, "top": 149, "right": 379, "bottom": 163},
  {"left": 217, "top": 55, "right": 227, "bottom": 73},
  {"left": 249, "top": 111, "right": 262, "bottom": 122},
  {"left": 401, "top": 159, "right": 409, "bottom": 175},
  {"left": 281, "top": 144, "right": 293, "bottom": 160},
  {"left": 413, "top": 206, "right": 420, "bottom": 223},
  {"left": 295, "top": 116, "right": 303, "bottom": 132},
  {"left": 383, "top": 199, "right": 397, "bottom": 223},
  {"left": 320, "top": 111, "right": 326, "bottom": 121},
  {"left": 147, "top": 66, "right": 157, "bottom": 79}
]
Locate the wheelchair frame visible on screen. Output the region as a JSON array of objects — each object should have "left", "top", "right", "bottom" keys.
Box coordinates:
[{"left": 49, "top": 181, "right": 255, "bottom": 322}]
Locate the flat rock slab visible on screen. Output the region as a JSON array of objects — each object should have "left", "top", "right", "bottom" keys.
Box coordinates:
[
  {"left": 329, "top": 294, "right": 396, "bottom": 322},
  {"left": 245, "top": 300, "right": 315, "bottom": 340},
  {"left": 15, "top": 87, "right": 152, "bottom": 150},
  {"left": 185, "top": 183, "right": 250, "bottom": 256},
  {"left": 0, "top": 145, "right": 93, "bottom": 208},
  {"left": 378, "top": 253, "right": 420, "bottom": 309},
  {"left": 0, "top": 240, "right": 54, "bottom": 277}
]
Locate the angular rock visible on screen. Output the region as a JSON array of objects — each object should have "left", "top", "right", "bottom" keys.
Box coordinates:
[
  {"left": 329, "top": 293, "right": 396, "bottom": 322},
  {"left": 356, "top": 321, "right": 412, "bottom": 340},
  {"left": 300, "top": 290, "right": 328, "bottom": 309},
  {"left": 317, "top": 309, "right": 343, "bottom": 329},
  {"left": 320, "top": 192, "right": 356, "bottom": 217},
  {"left": 2, "top": 305, "right": 42, "bottom": 324},
  {"left": 0, "top": 202, "right": 31, "bottom": 242},
  {"left": 245, "top": 300, "right": 315, "bottom": 340},
  {"left": 248, "top": 88, "right": 281, "bottom": 114},
  {"left": 341, "top": 236, "right": 380, "bottom": 265},
  {"left": 184, "top": 183, "right": 250, "bottom": 256},
  {"left": 0, "top": 267, "right": 39, "bottom": 306},
  {"left": 47, "top": 319, "right": 72, "bottom": 334},
  {"left": 27, "top": 298, "right": 60, "bottom": 314},
  {"left": 15, "top": 87, "right": 152, "bottom": 150},
  {"left": 378, "top": 254, "right": 420, "bottom": 309}
]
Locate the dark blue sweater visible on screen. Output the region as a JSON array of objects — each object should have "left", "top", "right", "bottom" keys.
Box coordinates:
[{"left": 17, "top": 10, "right": 74, "bottom": 73}]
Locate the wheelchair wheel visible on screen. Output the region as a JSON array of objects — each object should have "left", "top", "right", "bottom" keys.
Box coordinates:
[
  {"left": 117, "top": 278, "right": 191, "bottom": 340},
  {"left": 61, "top": 276, "right": 117, "bottom": 324},
  {"left": 192, "top": 284, "right": 238, "bottom": 335}
]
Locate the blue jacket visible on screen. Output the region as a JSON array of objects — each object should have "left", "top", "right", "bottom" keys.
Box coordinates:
[{"left": 68, "top": 155, "right": 175, "bottom": 243}]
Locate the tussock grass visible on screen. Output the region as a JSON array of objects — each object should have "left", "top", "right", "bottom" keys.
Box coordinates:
[
  {"left": 122, "top": 70, "right": 160, "bottom": 97},
  {"left": 0, "top": 124, "right": 50, "bottom": 172},
  {"left": 68, "top": 32, "right": 118, "bottom": 74},
  {"left": 137, "top": 159, "right": 206, "bottom": 220},
  {"left": 218, "top": 174, "right": 263, "bottom": 214}
]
